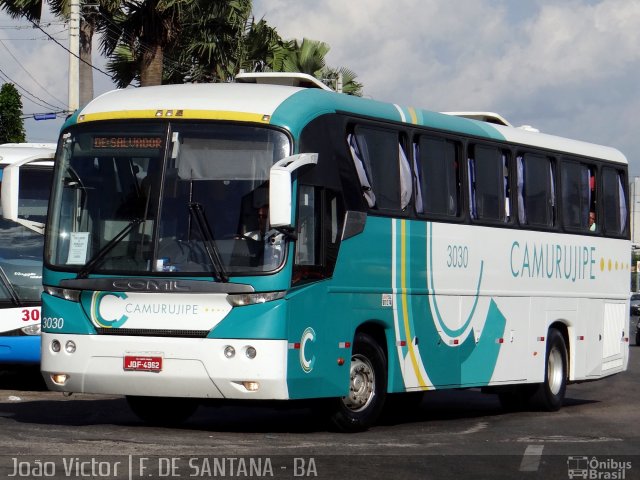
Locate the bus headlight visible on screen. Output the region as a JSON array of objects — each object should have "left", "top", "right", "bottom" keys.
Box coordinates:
[
  {"left": 226, "top": 291, "right": 285, "bottom": 307},
  {"left": 20, "top": 324, "right": 41, "bottom": 336},
  {"left": 51, "top": 340, "right": 61, "bottom": 353},
  {"left": 65, "top": 341, "right": 76, "bottom": 354},
  {"left": 44, "top": 286, "right": 80, "bottom": 302},
  {"left": 224, "top": 346, "right": 236, "bottom": 358},
  {"left": 245, "top": 346, "right": 257, "bottom": 359}
]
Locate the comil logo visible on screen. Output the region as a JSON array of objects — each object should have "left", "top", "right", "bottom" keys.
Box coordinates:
[{"left": 567, "top": 456, "right": 632, "bottom": 479}]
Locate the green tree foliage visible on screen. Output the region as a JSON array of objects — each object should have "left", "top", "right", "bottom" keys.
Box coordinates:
[
  {"left": 99, "top": 0, "right": 253, "bottom": 86},
  {"left": 1, "top": 0, "right": 364, "bottom": 96},
  {"left": 0, "top": 83, "right": 26, "bottom": 143},
  {"left": 269, "top": 38, "right": 363, "bottom": 96},
  {"left": 98, "top": 1, "right": 363, "bottom": 94}
]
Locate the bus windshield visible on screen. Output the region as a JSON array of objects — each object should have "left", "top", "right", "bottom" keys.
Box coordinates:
[
  {"left": 46, "top": 122, "right": 290, "bottom": 276},
  {"left": 0, "top": 166, "right": 51, "bottom": 305},
  {"left": 0, "top": 219, "right": 45, "bottom": 304}
]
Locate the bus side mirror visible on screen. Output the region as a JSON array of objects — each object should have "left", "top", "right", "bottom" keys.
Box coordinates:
[
  {"left": 269, "top": 153, "right": 318, "bottom": 229},
  {"left": 1, "top": 154, "right": 53, "bottom": 235}
]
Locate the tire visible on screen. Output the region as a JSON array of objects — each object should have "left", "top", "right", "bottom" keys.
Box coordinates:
[
  {"left": 126, "top": 396, "right": 199, "bottom": 426},
  {"left": 529, "top": 329, "right": 568, "bottom": 411},
  {"left": 326, "top": 332, "right": 387, "bottom": 432}
]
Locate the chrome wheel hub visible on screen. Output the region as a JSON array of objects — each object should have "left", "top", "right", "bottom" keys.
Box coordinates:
[{"left": 342, "top": 354, "right": 375, "bottom": 412}]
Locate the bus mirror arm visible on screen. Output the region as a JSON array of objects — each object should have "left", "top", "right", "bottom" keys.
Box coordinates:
[
  {"left": 273, "top": 226, "right": 297, "bottom": 240},
  {"left": 269, "top": 153, "right": 318, "bottom": 231}
]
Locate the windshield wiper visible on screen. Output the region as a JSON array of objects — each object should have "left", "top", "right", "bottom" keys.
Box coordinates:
[
  {"left": 76, "top": 218, "right": 143, "bottom": 279},
  {"left": 0, "top": 264, "right": 21, "bottom": 305},
  {"left": 188, "top": 202, "right": 228, "bottom": 283}
]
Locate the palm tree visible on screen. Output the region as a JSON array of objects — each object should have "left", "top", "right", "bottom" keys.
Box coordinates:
[
  {"left": 319, "top": 67, "right": 363, "bottom": 96},
  {"left": 270, "top": 38, "right": 364, "bottom": 96},
  {"left": 98, "top": 0, "right": 191, "bottom": 87},
  {"left": 99, "top": 0, "right": 254, "bottom": 87},
  {"left": 166, "top": 0, "right": 253, "bottom": 83},
  {"left": 279, "top": 38, "right": 329, "bottom": 77},
  {"left": 233, "top": 18, "right": 296, "bottom": 76},
  {"left": 0, "top": 0, "right": 98, "bottom": 106}
]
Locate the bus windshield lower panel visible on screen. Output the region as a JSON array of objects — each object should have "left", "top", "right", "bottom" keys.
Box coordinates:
[{"left": 47, "top": 122, "right": 290, "bottom": 276}]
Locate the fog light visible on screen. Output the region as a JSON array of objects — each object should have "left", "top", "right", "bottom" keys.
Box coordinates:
[
  {"left": 242, "top": 381, "right": 259, "bottom": 392},
  {"left": 224, "top": 346, "right": 235, "bottom": 358},
  {"left": 51, "top": 340, "right": 61, "bottom": 353},
  {"left": 51, "top": 374, "right": 68, "bottom": 385},
  {"left": 65, "top": 341, "right": 76, "bottom": 354},
  {"left": 245, "top": 346, "right": 257, "bottom": 359}
]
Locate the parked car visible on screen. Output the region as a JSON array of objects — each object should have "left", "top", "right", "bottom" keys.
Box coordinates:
[
  {"left": 636, "top": 318, "right": 640, "bottom": 346},
  {"left": 630, "top": 293, "right": 640, "bottom": 316}
]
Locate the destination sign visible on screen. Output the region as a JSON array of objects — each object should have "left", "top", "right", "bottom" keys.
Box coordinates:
[{"left": 92, "top": 136, "right": 163, "bottom": 149}]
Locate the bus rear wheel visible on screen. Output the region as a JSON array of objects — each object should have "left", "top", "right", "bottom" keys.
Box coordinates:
[
  {"left": 530, "top": 329, "right": 568, "bottom": 411},
  {"left": 126, "top": 395, "right": 199, "bottom": 426},
  {"left": 327, "top": 332, "right": 387, "bottom": 432}
]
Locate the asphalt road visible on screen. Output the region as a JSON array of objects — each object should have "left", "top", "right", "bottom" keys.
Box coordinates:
[{"left": 0, "top": 342, "right": 638, "bottom": 480}]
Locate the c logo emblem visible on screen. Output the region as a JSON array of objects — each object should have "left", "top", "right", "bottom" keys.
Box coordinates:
[
  {"left": 300, "top": 327, "right": 316, "bottom": 373},
  {"left": 91, "top": 291, "right": 129, "bottom": 328}
]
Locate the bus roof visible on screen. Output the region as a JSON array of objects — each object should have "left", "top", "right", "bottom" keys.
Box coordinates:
[
  {"left": 74, "top": 84, "right": 627, "bottom": 165},
  {"left": 0, "top": 143, "right": 55, "bottom": 166}
]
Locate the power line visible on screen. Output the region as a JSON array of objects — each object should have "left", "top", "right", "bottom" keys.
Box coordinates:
[
  {"left": 0, "top": 65, "right": 65, "bottom": 111},
  {"left": 0, "top": 38, "right": 68, "bottom": 108},
  {"left": 0, "top": 36, "right": 67, "bottom": 40},
  {"left": 22, "top": 15, "right": 112, "bottom": 79}
]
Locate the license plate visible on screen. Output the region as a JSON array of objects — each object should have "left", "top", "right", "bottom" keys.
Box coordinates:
[{"left": 123, "top": 355, "right": 163, "bottom": 372}]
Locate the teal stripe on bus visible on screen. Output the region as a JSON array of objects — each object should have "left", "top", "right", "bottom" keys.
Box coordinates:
[{"left": 270, "top": 89, "right": 507, "bottom": 141}]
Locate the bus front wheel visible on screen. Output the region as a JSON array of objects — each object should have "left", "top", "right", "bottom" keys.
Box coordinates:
[
  {"left": 530, "top": 329, "right": 568, "bottom": 411},
  {"left": 126, "top": 395, "right": 199, "bottom": 426},
  {"left": 327, "top": 332, "right": 387, "bottom": 432}
]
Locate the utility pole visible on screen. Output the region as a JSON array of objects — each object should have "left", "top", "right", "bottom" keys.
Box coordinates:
[{"left": 68, "top": 0, "right": 80, "bottom": 112}]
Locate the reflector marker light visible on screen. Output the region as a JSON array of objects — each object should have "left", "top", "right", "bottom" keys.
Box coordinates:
[
  {"left": 537, "top": 336, "right": 545, "bottom": 342},
  {"left": 496, "top": 338, "right": 504, "bottom": 344},
  {"left": 450, "top": 339, "right": 459, "bottom": 345},
  {"left": 577, "top": 335, "right": 585, "bottom": 341},
  {"left": 288, "top": 342, "right": 300, "bottom": 350},
  {"left": 396, "top": 340, "right": 407, "bottom": 347},
  {"left": 338, "top": 342, "right": 351, "bottom": 349}
]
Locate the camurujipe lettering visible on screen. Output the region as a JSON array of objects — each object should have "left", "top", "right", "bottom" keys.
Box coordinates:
[
  {"left": 510, "top": 241, "right": 596, "bottom": 282},
  {"left": 124, "top": 302, "right": 199, "bottom": 315}
]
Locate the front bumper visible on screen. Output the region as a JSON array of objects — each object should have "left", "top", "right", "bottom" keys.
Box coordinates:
[{"left": 41, "top": 333, "right": 289, "bottom": 400}]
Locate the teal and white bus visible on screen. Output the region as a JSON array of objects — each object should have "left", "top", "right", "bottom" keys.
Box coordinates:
[
  {"left": 0, "top": 143, "right": 54, "bottom": 365},
  {"left": 39, "top": 73, "right": 630, "bottom": 431}
]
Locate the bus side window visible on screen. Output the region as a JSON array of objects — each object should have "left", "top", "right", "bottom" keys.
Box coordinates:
[
  {"left": 602, "top": 167, "right": 628, "bottom": 235},
  {"left": 415, "top": 136, "right": 460, "bottom": 217},
  {"left": 347, "top": 126, "right": 406, "bottom": 212},
  {"left": 293, "top": 186, "right": 345, "bottom": 286},
  {"left": 516, "top": 153, "right": 555, "bottom": 227},
  {"left": 468, "top": 144, "right": 508, "bottom": 222},
  {"left": 561, "top": 160, "right": 594, "bottom": 232},
  {"left": 296, "top": 185, "right": 318, "bottom": 266}
]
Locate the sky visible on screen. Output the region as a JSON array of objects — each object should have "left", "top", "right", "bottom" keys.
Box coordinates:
[{"left": 1, "top": 0, "right": 639, "bottom": 174}]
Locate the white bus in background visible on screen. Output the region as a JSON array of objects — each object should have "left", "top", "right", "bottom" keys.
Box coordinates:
[{"left": 0, "top": 143, "right": 55, "bottom": 365}]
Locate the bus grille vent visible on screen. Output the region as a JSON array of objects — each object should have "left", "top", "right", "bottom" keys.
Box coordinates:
[{"left": 95, "top": 328, "right": 209, "bottom": 338}]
